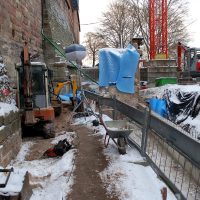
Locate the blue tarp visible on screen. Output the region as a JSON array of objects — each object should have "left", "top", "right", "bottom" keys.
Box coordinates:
[
  {"left": 148, "top": 98, "right": 167, "bottom": 118},
  {"left": 59, "top": 91, "right": 81, "bottom": 102},
  {"left": 99, "top": 45, "right": 139, "bottom": 94}
]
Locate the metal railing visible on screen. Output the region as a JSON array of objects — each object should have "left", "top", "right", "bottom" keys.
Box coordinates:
[
  {"left": 41, "top": 30, "right": 98, "bottom": 84},
  {"left": 84, "top": 90, "right": 200, "bottom": 200}
]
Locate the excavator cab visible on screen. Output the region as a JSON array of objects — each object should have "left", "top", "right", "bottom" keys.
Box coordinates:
[
  {"left": 178, "top": 42, "right": 200, "bottom": 78},
  {"left": 16, "top": 60, "right": 55, "bottom": 138},
  {"left": 183, "top": 48, "right": 200, "bottom": 77},
  {"left": 17, "top": 63, "right": 50, "bottom": 109}
]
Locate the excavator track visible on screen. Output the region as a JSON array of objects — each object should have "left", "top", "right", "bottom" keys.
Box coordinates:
[{"left": 43, "top": 122, "right": 55, "bottom": 139}]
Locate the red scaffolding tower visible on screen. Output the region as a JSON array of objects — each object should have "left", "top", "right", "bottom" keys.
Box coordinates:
[{"left": 149, "top": 0, "right": 168, "bottom": 60}]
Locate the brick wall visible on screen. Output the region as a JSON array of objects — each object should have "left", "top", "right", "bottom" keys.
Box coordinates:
[
  {"left": 0, "top": 0, "right": 80, "bottom": 82},
  {"left": 0, "top": 0, "right": 43, "bottom": 83},
  {"left": 0, "top": 110, "right": 21, "bottom": 167}
]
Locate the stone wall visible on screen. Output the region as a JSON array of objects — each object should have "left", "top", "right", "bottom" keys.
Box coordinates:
[
  {"left": 140, "top": 60, "right": 178, "bottom": 87},
  {"left": 0, "top": 0, "right": 43, "bottom": 83},
  {"left": 140, "top": 66, "right": 178, "bottom": 87},
  {"left": 49, "top": 62, "right": 70, "bottom": 82},
  {"left": 0, "top": 110, "right": 21, "bottom": 167},
  {"left": 82, "top": 67, "right": 99, "bottom": 82},
  {"left": 143, "top": 59, "right": 177, "bottom": 68},
  {"left": 42, "top": 0, "right": 80, "bottom": 65},
  {"left": 0, "top": 0, "right": 80, "bottom": 82}
]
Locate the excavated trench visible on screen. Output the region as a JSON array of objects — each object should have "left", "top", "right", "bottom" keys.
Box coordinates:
[{"left": 21, "top": 106, "right": 119, "bottom": 200}]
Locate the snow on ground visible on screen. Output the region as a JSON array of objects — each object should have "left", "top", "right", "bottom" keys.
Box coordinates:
[
  {"left": 0, "top": 102, "right": 18, "bottom": 116},
  {"left": 13, "top": 141, "right": 35, "bottom": 163},
  {"left": 0, "top": 132, "right": 76, "bottom": 199},
  {"left": 74, "top": 115, "right": 177, "bottom": 200},
  {"left": 100, "top": 147, "right": 176, "bottom": 200},
  {"left": 140, "top": 84, "right": 200, "bottom": 99},
  {"left": 140, "top": 84, "right": 200, "bottom": 139}
]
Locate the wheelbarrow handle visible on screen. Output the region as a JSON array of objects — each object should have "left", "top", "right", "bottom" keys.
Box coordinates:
[
  {"left": 99, "top": 116, "right": 107, "bottom": 130},
  {"left": 104, "top": 133, "right": 110, "bottom": 147}
]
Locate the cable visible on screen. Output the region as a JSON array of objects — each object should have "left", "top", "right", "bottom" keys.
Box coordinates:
[{"left": 80, "top": 22, "right": 100, "bottom": 25}]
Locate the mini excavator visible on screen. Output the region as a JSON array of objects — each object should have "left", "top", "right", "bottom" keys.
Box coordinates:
[{"left": 16, "top": 42, "right": 55, "bottom": 138}]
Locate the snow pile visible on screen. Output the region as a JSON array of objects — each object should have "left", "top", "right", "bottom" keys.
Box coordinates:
[
  {"left": 100, "top": 148, "right": 176, "bottom": 200},
  {"left": 140, "top": 84, "right": 200, "bottom": 99},
  {"left": 74, "top": 115, "right": 176, "bottom": 200},
  {"left": 181, "top": 115, "right": 200, "bottom": 138},
  {"left": 141, "top": 84, "right": 200, "bottom": 138},
  {"left": 72, "top": 113, "right": 111, "bottom": 126},
  {"left": 0, "top": 56, "right": 15, "bottom": 104},
  {"left": 0, "top": 132, "right": 76, "bottom": 199},
  {"left": 0, "top": 102, "right": 18, "bottom": 117}
]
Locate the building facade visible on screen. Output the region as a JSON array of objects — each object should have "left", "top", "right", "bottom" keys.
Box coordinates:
[{"left": 0, "top": 0, "right": 80, "bottom": 82}]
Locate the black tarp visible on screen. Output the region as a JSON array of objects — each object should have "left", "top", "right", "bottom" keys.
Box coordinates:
[{"left": 164, "top": 89, "right": 200, "bottom": 124}]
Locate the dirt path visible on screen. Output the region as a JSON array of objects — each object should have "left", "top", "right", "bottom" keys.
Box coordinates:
[
  {"left": 23, "top": 107, "right": 118, "bottom": 199},
  {"left": 69, "top": 125, "right": 118, "bottom": 200},
  {"left": 23, "top": 107, "right": 73, "bottom": 161}
]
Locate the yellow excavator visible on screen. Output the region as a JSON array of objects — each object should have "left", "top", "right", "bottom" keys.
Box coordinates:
[{"left": 50, "top": 79, "right": 78, "bottom": 115}]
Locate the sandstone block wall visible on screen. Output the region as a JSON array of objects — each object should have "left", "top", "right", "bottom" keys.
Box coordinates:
[
  {"left": 140, "top": 60, "right": 178, "bottom": 87},
  {"left": 0, "top": 110, "right": 21, "bottom": 167},
  {"left": 43, "top": 0, "right": 80, "bottom": 65},
  {"left": 140, "top": 66, "right": 178, "bottom": 87},
  {"left": 0, "top": 0, "right": 43, "bottom": 83},
  {"left": 0, "top": 0, "right": 80, "bottom": 83},
  {"left": 82, "top": 68, "right": 99, "bottom": 82}
]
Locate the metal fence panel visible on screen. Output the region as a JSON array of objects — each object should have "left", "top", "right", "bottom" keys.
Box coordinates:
[
  {"left": 150, "top": 113, "right": 200, "bottom": 167},
  {"left": 84, "top": 90, "right": 200, "bottom": 198}
]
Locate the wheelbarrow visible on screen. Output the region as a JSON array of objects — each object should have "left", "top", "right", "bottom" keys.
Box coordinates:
[{"left": 100, "top": 118, "right": 133, "bottom": 154}]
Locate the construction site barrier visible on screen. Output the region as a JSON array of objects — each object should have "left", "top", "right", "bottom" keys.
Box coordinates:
[{"left": 84, "top": 90, "right": 200, "bottom": 200}]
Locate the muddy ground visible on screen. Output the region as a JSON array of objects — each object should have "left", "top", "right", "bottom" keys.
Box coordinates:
[{"left": 23, "top": 106, "right": 119, "bottom": 200}]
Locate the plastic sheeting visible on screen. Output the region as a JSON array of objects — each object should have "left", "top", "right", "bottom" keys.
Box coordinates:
[
  {"left": 59, "top": 91, "right": 81, "bottom": 102},
  {"left": 148, "top": 98, "right": 167, "bottom": 118},
  {"left": 164, "top": 90, "right": 200, "bottom": 124},
  {"left": 99, "top": 45, "right": 140, "bottom": 94},
  {"left": 65, "top": 44, "right": 86, "bottom": 63}
]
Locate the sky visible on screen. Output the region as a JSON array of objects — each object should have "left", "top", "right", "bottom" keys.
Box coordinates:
[
  {"left": 79, "top": 0, "right": 112, "bottom": 43},
  {"left": 79, "top": 0, "right": 200, "bottom": 48},
  {"left": 187, "top": 0, "right": 200, "bottom": 47}
]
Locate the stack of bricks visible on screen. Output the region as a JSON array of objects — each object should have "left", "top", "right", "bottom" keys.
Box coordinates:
[{"left": 0, "top": 110, "right": 21, "bottom": 167}]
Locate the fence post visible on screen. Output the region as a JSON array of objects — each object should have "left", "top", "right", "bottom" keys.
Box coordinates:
[
  {"left": 141, "top": 107, "right": 151, "bottom": 156},
  {"left": 112, "top": 95, "right": 116, "bottom": 120},
  {"left": 98, "top": 96, "right": 102, "bottom": 117}
]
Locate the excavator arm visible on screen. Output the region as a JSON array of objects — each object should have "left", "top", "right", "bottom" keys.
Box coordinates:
[{"left": 53, "top": 80, "right": 78, "bottom": 101}]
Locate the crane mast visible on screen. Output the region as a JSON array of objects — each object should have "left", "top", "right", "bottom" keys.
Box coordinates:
[{"left": 149, "top": 0, "right": 168, "bottom": 59}]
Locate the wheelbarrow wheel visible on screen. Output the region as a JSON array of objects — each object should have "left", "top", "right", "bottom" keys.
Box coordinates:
[{"left": 117, "top": 137, "right": 126, "bottom": 155}]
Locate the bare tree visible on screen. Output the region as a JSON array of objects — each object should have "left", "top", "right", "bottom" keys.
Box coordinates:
[
  {"left": 83, "top": 0, "right": 190, "bottom": 62},
  {"left": 98, "top": 0, "right": 140, "bottom": 48},
  {"left": 127, "top": 0, "right": 190, "bottom": 58},
  {"left": 95, "top": 0, "right": 190, "bottom": 58},
  {"left": 167, "top": 0, "right": 190, "bottom": 56},
  {"left": 84, "top": 32, "right": 107, "bottom": 67}
]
